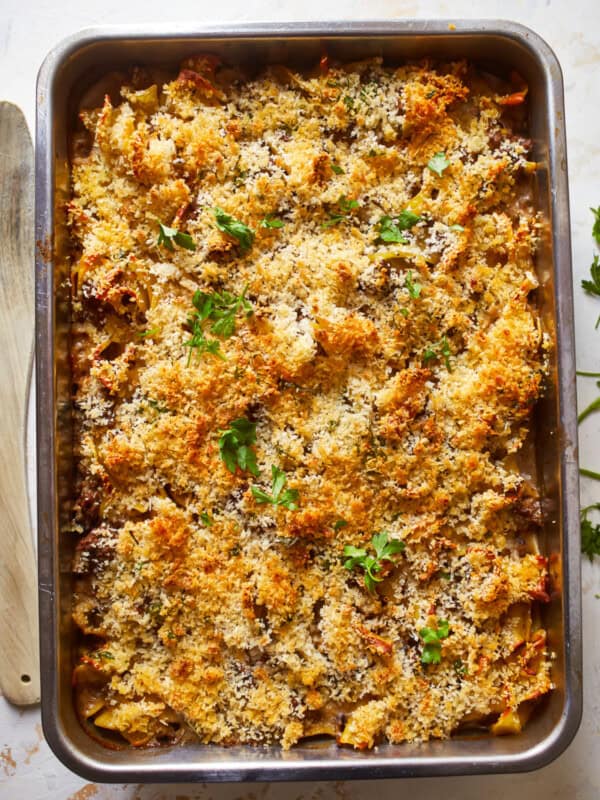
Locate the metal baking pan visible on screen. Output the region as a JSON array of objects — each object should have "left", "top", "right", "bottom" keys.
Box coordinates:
[{"left": 35, "top": 19, "right": 582, "bottom": 782}]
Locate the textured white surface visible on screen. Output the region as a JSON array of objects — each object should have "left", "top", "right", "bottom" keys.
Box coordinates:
[{"left": 2, "top": 0, "right": 600, "bottom": 797}]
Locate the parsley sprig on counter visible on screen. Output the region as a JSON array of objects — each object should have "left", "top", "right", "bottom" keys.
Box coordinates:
[
  {"left": 581, "top": 504, "right": 600, "bottom": 560},
  {"left": 218, "top": 417, "right": 260, "bottom": 476},
  {"left": 419, "top": 618, "right": 450, "bottom": 665},
  {"left": 214, "top": 207, "right": 255, "bottom": 253},
  {"left": 343, "top": 532, "right": 405, "bottom": 593},
  {"left": 157, "top": 222, "right": 196, "bottom": 252},
  {"left": 251, "top": 466, "right": 299, "bottom": 510}
]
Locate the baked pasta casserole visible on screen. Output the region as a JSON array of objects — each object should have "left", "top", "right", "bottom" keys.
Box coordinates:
[{"left": 68, "top": 55, "right": 552, "bottom": 750}]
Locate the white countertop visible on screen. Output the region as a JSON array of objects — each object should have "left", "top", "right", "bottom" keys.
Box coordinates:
[{"left": 2, "top": 0, "right": 600, "bottom": 797}]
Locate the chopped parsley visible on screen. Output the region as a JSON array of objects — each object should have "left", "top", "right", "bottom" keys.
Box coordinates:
[
  {"left": 405, "top": 270, "right": 422, "bottom": 299},
  {"left": 214, "top": 207, "right": 255, "bottom": 253},
  {"left": 322, "top": 195, "right": 359, "bottom": 228},
  {"left": 251, "top": 465, "right": 299, "bottom": 510},
  {"left": 331, "top": 163, "right": 345, "bottom": 175},
  {"left": 157, "top": 222, "right": 196, "bottom": 252},
  {"left": 260, "top": 214, "right": 285, "bottom": 229},
  {"left": 423, "top": 336, "right": 452, "bottom": 371},
  {"left": 343, "top": 532, "right": 405, "bottom": 593},
  {"left": 191, "top": 285, "right": 253, "bottom": 339},
  {"left": 343, "top": 95, "right": 354, "bottom": 110},
  {"left": 333, "top": 519, "right": 348, "bottom": 531},
  {"left": 377, "top": 209, "right": 421, "bottom": 243},
  {"left": 581, "top": 504, "right": 600, "bottom": 560},
  {"left": 183, "top": 323, "right": 224, "bottom": 365},
  {"left": 427, "top": 151, "right": 450, "bottom": 177},
  {"left": 200, "top": 512, "right": 213, "bottom": 527},
  {"left": 218, "top": 417, "right": 259, "bottom": 477},
  {"left": 419, "top": 618, "right": 450, "bottom": 664}
]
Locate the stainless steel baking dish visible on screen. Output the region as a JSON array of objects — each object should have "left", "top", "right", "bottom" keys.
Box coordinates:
[{"left": 35, "top": 20, "right": 582, "bottom": 782}]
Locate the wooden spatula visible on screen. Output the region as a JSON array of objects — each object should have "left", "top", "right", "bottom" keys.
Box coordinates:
[{"left": 0, "top": 102, "right": 40, "bottom": 705}]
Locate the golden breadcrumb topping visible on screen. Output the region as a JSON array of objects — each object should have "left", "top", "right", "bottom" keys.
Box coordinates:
[{"left": 69, "top": 55, "right": 551, "bottom": 750}]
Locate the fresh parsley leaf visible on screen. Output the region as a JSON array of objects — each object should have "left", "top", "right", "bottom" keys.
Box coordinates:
[
  {"left": 214, "top": 207, "right": 255, "bottom": 253},
  {"left": 582, "top": 254, "right": 600, "bottom": 297},
  {"left": 343, "top": 532, "right": 405, "bottom": 593},
  {"left": 427, "top": 151, "right": 450, "bottom": 177},
  {"left": 419, "top": 618, "right": 450, "bottom": 664},
  {"left": 592, "top": 206, "right": 600, "bottom": 247},
  {"left": 377, "top": 209, "right": 421, "bottom": 244},
  {"left": 378, "top": 215, "right": 408, "bottom": 244},
  {"left": 343, "top": 95, "right": 354, "bottom": 110},
  {"left": 333, "top": 519, "right": 348, "bottom": 531},
  {"left": 251, "top": 465, "right": 299, "bottom": 510},
  {"left": 192, "top": 285, "right": 253, "bottom": 339},
  {"left": 200, "top": 512, "right": 213, "bottom": 527},
  {"left": 405, "top": 270, "right": 422, "bottom": 299},
  {"left": 396, "top": 209, "right": 422, "bottom": 229},
  {"left": 260, "top": 214, "right": 285, "bottom": 229},
  {"left": 157, "top": 222, "right": 196, "bottom": 252},
  {"left": 218, "top": 417, "right": 259, "bottom": 477},
  {"left": 332, "top": 163, "right": 345, "bottom": 175},
  {"left": 423, "top": 336, "right": 452, "bottom": 371},
  {"left": 322, "top": 195, "right": 359, "bottom": 228},
  {"left": 184, "top": 322, "right": 225, "bottom": 366}
]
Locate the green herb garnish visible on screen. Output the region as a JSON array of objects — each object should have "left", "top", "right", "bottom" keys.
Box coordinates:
[
  {"left": 260, "top": 214, "right": 285, "bottom": 229},
  {"left": 449, "top": 223, "right": 465, "bottom": 232},
  {"left": 419, "top": 618, "right": 450, "bottom": 664},
  {"left": 332, "top": 163, "right": 345, "bottom": 175},
  {"left": 200, "top": 512, "right": 213, "bottom": 527},
  {"left": 333, "top": 519, "right": 348, "bottom": 531},
  {"left": 377, "top": 209, "right": 421, "bottom": 243},
  {"left": 157, "top": 223, "right": 196, "bottom": 252},
  {"left": 183, "top": 321, "right": 225, "bottom": 366},
  {"left": 427, "top": 151, "right": 450, "bottom": 177},
  {"left": 343, "top": 532, "right": 405, "bottom": 593},
  {"left": 251, "top": 465, "right": 299, "bottom": 510},
  {"left": 218, "top": 417, "right": 259, "bottom": 477},
  {"left": 191, "top": 285, "right": 253, "bottom": 339},
  {"left": 322, "top": 195, "right": 359, "bottom": 228},
  {"left": 343, "top": 95, "right": 354, "bottom": 110},
  {"left": 405, "top": 270, "right": 422, "bottom": 299},
  {"left": 214, "top": 207, "right": 255, "bottom": 253},
  {"left": 423, "top": 336, "right": 452, "bottom": 371}
]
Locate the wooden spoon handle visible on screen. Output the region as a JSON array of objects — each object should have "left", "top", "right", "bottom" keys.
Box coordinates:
[{"left": 0, "top": 102, "right": 40, "bottom": 705}]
